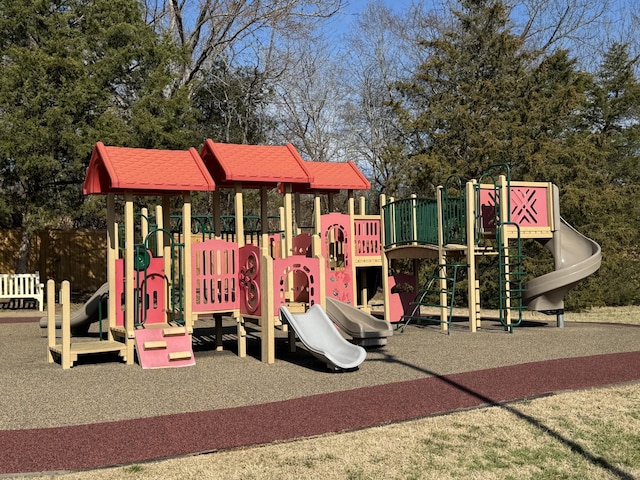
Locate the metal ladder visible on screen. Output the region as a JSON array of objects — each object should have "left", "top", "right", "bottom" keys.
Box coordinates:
[
  {"left": 399, "top": 262, "right": 466, "bottom": 333},
  {"left": 497, "top": 222, "right": 526, "bottom": 332}
]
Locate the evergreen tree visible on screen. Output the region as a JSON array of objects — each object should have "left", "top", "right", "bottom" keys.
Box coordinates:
[
  {"left": 389, "top": 0, "right": 614, "bottom": 309},
  {"left": 562, "top": 43, "right": 640, "bottom": 306},
  {"left": 391, "top": 0, "right": 590, "bottom": 194},
  {"left": 0, "top": 0, "right": 193, "bottom": 271}
]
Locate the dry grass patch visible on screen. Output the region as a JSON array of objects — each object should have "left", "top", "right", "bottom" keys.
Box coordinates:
[
  {"left": 16, "top": 383, "right": 640, "bottom": 480},
  {"left": 563, "top": 306, "right": 640, "bottom": 325}
]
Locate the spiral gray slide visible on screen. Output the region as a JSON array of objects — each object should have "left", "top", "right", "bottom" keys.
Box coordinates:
[
  {"left": 279, "top": 305, "right": 367, "bottom": 370},
  {"left": 39, "top": 282, "right": 109, "bottom": 330},
  {"left": 523, "top": 217, "right": 601, "bottom": 312}
]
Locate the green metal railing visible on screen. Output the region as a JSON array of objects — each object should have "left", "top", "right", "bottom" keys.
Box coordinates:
[
  {"left": 442, "top": 176, "right": 466, "bottom": 245},
  {"left": 170, "top": 214, "right": 283, "bottom": 240},
  {"left": 382, "top": 191, "right": 467, "bottom": 249},
  {"left": 382, "top": 197, "right": 438, "bottom": 248}
]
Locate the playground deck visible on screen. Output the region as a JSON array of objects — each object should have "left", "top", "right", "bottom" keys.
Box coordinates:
[{"left": 1, "top": 312, "right": 639, "bottom": 475}]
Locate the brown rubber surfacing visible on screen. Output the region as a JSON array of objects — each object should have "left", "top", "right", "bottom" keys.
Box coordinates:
[{"left": 2, "top": 350, "right": 639, "bottom": 475}]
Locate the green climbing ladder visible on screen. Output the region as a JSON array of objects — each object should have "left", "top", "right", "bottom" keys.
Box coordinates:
[
  {"left": 477, "top": 164, "right": 527, "bottom": 332},
  {"left": 497, "top": 222, "right": 526, "bottom": 332}
]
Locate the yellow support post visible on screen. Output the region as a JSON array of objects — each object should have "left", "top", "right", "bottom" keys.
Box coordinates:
[
  {"left": 234, "top": 183, "right": 245, "bottom": 248},
  {"left": 47, "top": 280, "right": 56, "bottom": 363},
  {"left": 498, "top": 175, "right": 512, "bottom": 329},
  {"left": 182, "top": 192, "right": 193, "bottom": 332},
  {"left": 61, "top": 280, "right": 71, "bottom": 370},
  {"left": 107, "top": 194, "right": 116, "bottom": 341},
  {"left": 466, "top": 180, "right": 479, "bottom": 332},
  {"left": 436, "top": 186, "right": 448, "bottom": 332},
  {"left": 380, "top": 194, "right": 391, "bottom": 323},
  {"left": 124, "top": 192, "right": 135, "bottom": 365}
]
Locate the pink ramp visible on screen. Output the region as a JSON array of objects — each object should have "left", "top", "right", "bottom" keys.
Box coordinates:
[{"left": 134, "top": 326, "right": 195, "bottom": 369}]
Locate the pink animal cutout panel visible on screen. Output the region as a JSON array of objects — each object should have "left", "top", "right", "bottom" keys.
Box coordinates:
[
  {"left": 354, "top": 219, "right": 381, "bottom": 257},
  {"left": 321, "top": 213, "right": 353, "bottom": 305},
  {"left": 239, "top": 244, "right": 262, "bottom": 316},
  {"left": 274, "top": 256, "right": 321, "bottom": 316},
  {"left": 192, "top": 239, "right": 239, "bottom": 313},
  {"left": 115, "top": 255, "right": 166, "bottom": 327},
  {"left": 479, "top": 185, "right": 549, "bottom": 230}
]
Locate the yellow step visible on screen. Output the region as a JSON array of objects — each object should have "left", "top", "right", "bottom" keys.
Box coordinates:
[
  {"left": 163, "top": 327, "right": 186, "bottom": 337},
  {"left": 168, "top": 351, "right": 192, "bottom": 361},
  {"left": 143, "top": 340, "right": 167, "bottom": 350}
]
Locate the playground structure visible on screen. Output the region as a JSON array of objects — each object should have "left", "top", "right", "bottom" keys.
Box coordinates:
[
  {"left": 381, "top": 169, "right": 601, "bottom": 333},
  {"left": 46, "top": 142, "right": 601, "bottom": 369}
]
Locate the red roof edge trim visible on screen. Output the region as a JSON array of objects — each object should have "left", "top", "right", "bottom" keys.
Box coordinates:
[
  {"left": 83, "top": 141, "right": 117, "bottom": 195},
  {"left": 188, "top": 147, "right": 216, "bottom": 190},
  {"left": 96, "top": 142, "right": 120, "bottom": 188},
  {"left": 285, "top": 143, "right": 314, "bottom": 185},
  {"left": 347, "top": 160, "right": 371, "bottom": 190},
  {"left": 201, "top": 139, "right": 229, "bottom": 185}
]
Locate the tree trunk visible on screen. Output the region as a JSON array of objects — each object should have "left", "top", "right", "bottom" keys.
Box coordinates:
[{"left": 15, "top": 229, "right": 32, "bottom": 274}]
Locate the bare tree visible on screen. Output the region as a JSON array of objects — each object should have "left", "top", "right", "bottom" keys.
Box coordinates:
[
  {"left": 267, "top": 35, "right": 349, "bottom": 161},
  {"left": 338, "top": 1, "right": 442, "bottom": 194},
  {"left": 143, "top": 0, "right": 343, "bottom": 96}
]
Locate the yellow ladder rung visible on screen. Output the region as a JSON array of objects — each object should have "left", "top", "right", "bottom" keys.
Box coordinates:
[
  {"left": 143, "top": 341, "right": 167, "bottom": 350},
  {"left": 163, "top": 327, "right": 186, "bottom": 337},
  {"left": 168, "top": 351, "right": 192, "bottom": 361}
]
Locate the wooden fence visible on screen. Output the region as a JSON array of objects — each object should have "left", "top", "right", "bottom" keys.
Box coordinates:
[
  {"left": 2, "top": 228, "right": 272, "bottom": 297},
  {"left": 1, "top": 229, "right": 107, "bottom": 294}
]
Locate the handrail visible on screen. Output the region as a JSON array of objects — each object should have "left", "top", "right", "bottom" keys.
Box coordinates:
[
  {"left": 442, "top": 176, "right": 466, "bottom": 245},
  {"left": 382, "top": 197, "right": 438, "bottom": 248},
  {"left": 170, "top": 214, "right": 282, "bottom": 236}
]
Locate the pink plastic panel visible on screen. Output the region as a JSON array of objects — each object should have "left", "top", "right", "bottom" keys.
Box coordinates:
[
  {"left": 354, "top": 219, "right": 381, "bottom": 257},
  {"left": 115, "top": 258, "right": 124, "bottom": 326},
  {"left": 387, "top": 273, "right": 417, "bottom": 323},
  {"left": 274, "top": 256, "right": 321, "bottom": 316},
  {"left": 239, "top": 244, "right": 262, "bottom": 316},
  {"left": 139, "top": 259, "right": 166, "bottom": 324},
  {"left": 509, "top": 186, "right": 549, "bottom": 227},
  {"left": 326, "top": 268, "right": 353, "bottom": 305},
  {"left": 291, "top": 233, "right": 312, "bottom": 257},
  {"left": 479, "top": 186, "right": 549, "bottom": 229},
  {"left": 192, "top": 239, "right": 239, "bottom": 313},
  {"left": 114, "top": 256, "right": 166, "bottom": 326},
  {"left": 321, "top": 213, "right": 354, "bottom": 305},
  {"left": 320, "top": 213, "right": 351, "bottom": 265}
]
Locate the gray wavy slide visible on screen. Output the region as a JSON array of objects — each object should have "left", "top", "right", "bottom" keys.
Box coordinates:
[
  {"left": 279, "top": 305, "right": 367, "bottom": 370},
  {"left": 523, "top": 217, "right": 601, "bottom": 312},
  {"left": 39, "top": 282, "right": 109, "bottom": 332}
]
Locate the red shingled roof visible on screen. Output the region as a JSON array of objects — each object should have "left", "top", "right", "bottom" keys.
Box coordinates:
[
  {"left": 83, "top": 142, "right": 216, "bottom": 195},
  {"left": 200, "top": 140, "right": 313, "bottom": 188},
  {"left": 291, "top": 161, "right": 371, "bottom": 193}
]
